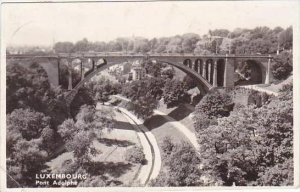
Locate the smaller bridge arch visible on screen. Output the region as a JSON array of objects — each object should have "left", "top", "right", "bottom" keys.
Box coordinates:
[
  {"left": 216, "top": 59, "right": 225, "bottom": 87},
  {"left": 183, "top": 59, "right": 193, "bottom": 68},
  {"left": 205, "top": 59, "right": 214, "bottom": 83}
]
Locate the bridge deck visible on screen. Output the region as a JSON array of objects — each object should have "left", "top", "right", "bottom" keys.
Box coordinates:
[{"left": 6, "top": 53, "right": 273, "bottom": 59}]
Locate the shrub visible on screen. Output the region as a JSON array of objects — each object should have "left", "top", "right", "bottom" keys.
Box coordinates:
[
  {"left": 272, "top": 51, "right": 293, "bottom": 80},
  {"left": 194, "top": 90, "right": 233, "bottom": 119},
  {"left": 279, "top": 83, "right": 293, "bottom": 92},
  {"left": 125, "top": 146, "right": 145, "bottom": 164},
  {"left": 161, "top": 137, "right": 176, "bottom": 158},
  {"left": 247, "top": 91, "right": 263, "bottom": 107},
  {"left": 151, "top": 142, "right": 202, "bottom": 186}
]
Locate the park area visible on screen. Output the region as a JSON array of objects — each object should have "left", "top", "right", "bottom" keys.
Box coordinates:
[{"left": 45, "top": 104, "right": 143, "bottom": 186}]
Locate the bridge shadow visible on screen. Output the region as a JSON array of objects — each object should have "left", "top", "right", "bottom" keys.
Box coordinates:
[
  {"left": 144, "top": 114, "right": 170, "bottom": 131},
  {"left": 167, "top": 104, "right": 194, "bottom": 122},
  {"left": 97, "top": 138, "right": 135, "bottom": 147},
  {"left": 85, "top": 161, "right": 133, "bottom": 179},
  {"left": 144, "top": 104, "right": 194, "bottom": 130},
  {"left": 113, "top": 120, "right": 141, "bottom": 132}
]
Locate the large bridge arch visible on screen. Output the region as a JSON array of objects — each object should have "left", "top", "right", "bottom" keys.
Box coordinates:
[
  {"left": 234, "top": 59, "right": 264, "bottom": 86},
  {"left": 66, "top": 59, "right": 213, "bottom": 105}
]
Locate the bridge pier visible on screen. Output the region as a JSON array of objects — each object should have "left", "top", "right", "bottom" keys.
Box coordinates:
[
  {"left": 57, "top": 58, "right": 61, "bottom": 85},
  {"left": 92, "top": 59, "right": 95, "bottom": 70},
  {"left": 202, "top": 63, "right": 206, "bottom": 79},
  {"left": 223, "top": 56, "right": 235, "bottom": 87},
  {"left": 207, "top": 62, "right": 211, "bottom": 83},
  {"left": 80, "top": 60, "right": 84, "bottom": 81},
  {"left": 68, "top": 68, "right": 73, "bottom": 90},
  {"left": 265, "top": 55, "right": 271, "bottom": 84},
  {"left": 213, "top": 60, "right": 218, "bottom": 87}
]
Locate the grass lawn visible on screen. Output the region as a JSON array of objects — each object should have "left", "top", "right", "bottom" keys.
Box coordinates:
[
  {"left": 143, "top": 112, "right": 193, "bottom": 181},
  {"left": 144, "top": 114, "right": 191, "bottom": 151}
]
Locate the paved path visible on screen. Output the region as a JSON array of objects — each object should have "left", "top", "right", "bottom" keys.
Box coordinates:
[
  {"left": 116, "top": 107, "right": 162, "bottom": 185},
  {"left": 240, "top": 85, "right": 279, "bottom": 96}
]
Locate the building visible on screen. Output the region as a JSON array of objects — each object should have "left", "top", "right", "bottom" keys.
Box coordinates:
[{"left": 130, "top": 60, "right": 146, "bottom": 80}]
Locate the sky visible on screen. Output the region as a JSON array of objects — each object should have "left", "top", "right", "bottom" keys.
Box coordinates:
[{"left": 2, "top": 0, "right": 299, "bottom": 46}]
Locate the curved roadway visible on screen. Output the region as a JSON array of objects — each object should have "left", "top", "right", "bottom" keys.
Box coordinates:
[{"left": 116, "top": 106, "right": 162, "bottom": 185}]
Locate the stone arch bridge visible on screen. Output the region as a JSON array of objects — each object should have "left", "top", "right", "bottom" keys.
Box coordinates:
[{"left": 7, "top": 53, "right": 273, "bottom": 105}]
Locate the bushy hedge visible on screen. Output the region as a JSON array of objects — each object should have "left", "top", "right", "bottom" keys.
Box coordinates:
[
  {"left": 272, "top": 51, "right": 292, "bottom": 80},
  {"left": 125, "top": 146, "right": 145, "bottom": 164}
]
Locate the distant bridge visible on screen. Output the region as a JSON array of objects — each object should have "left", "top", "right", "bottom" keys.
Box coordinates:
[{"left": 6, "top": 53, "right": 273, "bottom": 105}]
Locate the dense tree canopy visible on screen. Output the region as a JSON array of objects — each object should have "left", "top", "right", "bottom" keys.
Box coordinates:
[
  {"left": 53, "top": 26, "right": 292, "bottom": 55},
  {"left": 272, "top": 51, "right": 293, "bottom": 80},
  {"left": 6, "top": 62, "right": 69, "bottom": 126},
  {"left": 162, "top": 78, "right": 190, "bottom": 108},
  {"left": 151, "top": 140, "right": 202, "bottom": 186},
  {"left": 58, "top": 105, "right": 115, "bottom": 165},
  {"left": 122, "top": 78, "right": 159, "bottom": 119},
  {"left": 7, "top": 109, "right": 53, "bottom": 187},
  {"left": 193, "top": 88, "right": 293, "bottom": 186}
]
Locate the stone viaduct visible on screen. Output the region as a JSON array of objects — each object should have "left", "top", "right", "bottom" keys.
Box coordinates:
[{"left": 6, "top": 53, "right": 273, "bottom": 105}]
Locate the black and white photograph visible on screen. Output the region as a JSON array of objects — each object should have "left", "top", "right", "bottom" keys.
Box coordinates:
[{"left": 0, "top": 0, "right": 299, "bottom": 190}]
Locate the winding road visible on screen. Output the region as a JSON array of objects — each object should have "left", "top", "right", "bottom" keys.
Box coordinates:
[{"left": 116, "top": 107, "right": 162, "bottom": 185}]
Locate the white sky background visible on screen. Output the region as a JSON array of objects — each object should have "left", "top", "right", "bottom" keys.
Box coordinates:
[{"left": 2, "top": 1, "right": 299, "bottom": 46}]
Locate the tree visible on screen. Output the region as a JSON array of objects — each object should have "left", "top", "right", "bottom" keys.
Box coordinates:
[
  {"left": 132, "top": 93, "right": 158, "bottom": 119},
  {"left": 6, "top": 62, "right": 69, "bottom": 126},
  {"left": 57, "top": 119, "right": 78, "bottom": 142},
  {"left": 183, "top": 75, "right": 197, "bottom": 90},
  {"left": 166, "top": 35, "right": 183, "bottom": 53},
  {"left": 7, "top": 108, "right": 52, "bottom": 187},
  {"left": 121, "top": 79, "right": 159, "bottom": 119},
  {"left": 74, "top": 38, "right": 90, "bottom": 52},
  {"left": 219, "top": 38, "right": 233, "bottom": 54},
  {"left": 7, "top": 108, "right": 51, "bottom": 141},
  {"left": 272, "top": 51, "right": 293, "bottom": 80},
  {"left": 125, "top": 146, "right": 145, "bottom": 164},
  {"left": 279, "top": 26, "right": 293, "bottom": 50},
  {"left": 162, "top": 79, "right": 190, "bottom": 108},
  {"left": 151, "top": 142, "right": 202, "bottom": 186},
  {"left": 53, "top": 42, "right": 74, "bottom": 53},
  {"left": 146, "top": 77, "right": 164, "bottom": 99},
  {"left": 181, "top": 33, "right": 200, "bottom": 53},
  {"left": 66, "top": 130, "right": 97, "bottom": 165},
  {"left": 195, "top": 89, "right": 293, "bottom": 186},
  {"left": 144, "top": 60, "right": 163, "bottom": 77},
  {"left": 70, "top": 87, "right": 95, "bottom": 118},
  {"left": 209, "top": 29, "right": 230, "bottom": 37},
  {"left": 58, "top": 105, "right": 115, "bottom": 165},
  {"left": 161, "top": 67, "right": 175, "bottom": 79},
  {"left": 133, "top": 38, "right": 150, "bottom": 53},
  {"left": 6, "top": 63, "right": 50, "bottom": 113}
]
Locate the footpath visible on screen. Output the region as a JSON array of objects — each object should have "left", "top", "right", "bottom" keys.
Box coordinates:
[{"left": 153, "top": 110, "right": 200, "bottom": 150}]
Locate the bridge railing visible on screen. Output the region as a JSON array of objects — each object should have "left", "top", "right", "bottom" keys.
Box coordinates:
[{"left": 6, "top": 52, "right": 274, "bottom": 59}]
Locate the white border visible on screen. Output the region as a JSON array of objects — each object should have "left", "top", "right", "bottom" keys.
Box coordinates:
[{"left": 0, "top": 1, "right": 299, "bottom": 191}]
